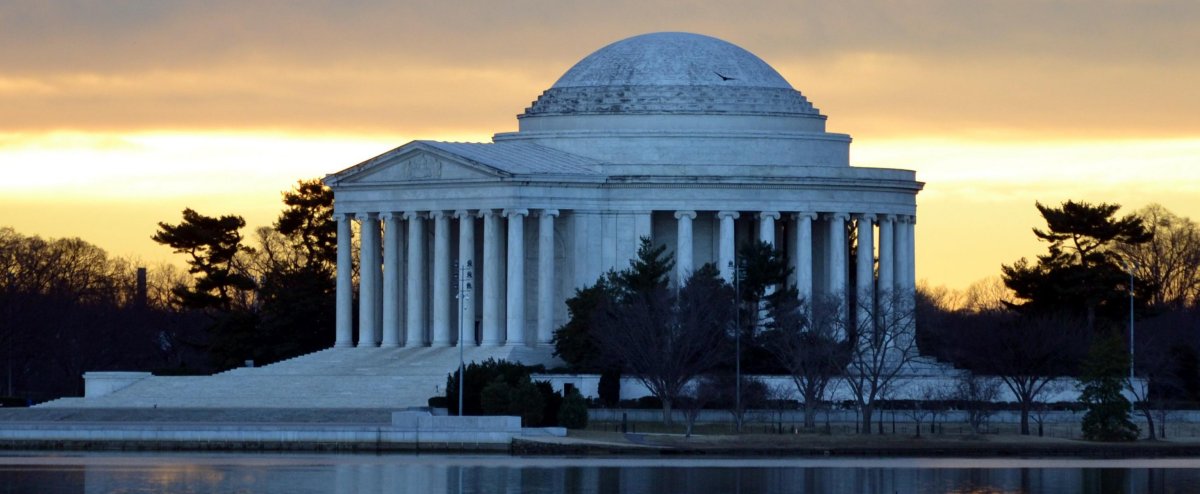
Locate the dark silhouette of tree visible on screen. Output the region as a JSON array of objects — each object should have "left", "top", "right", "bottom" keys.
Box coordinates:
[
  {"left": 735, "top": 240, "right": 793, "bottom": 374},
  {"left": 0, "top": 227, "right": 207, "bottom": 401},
  {"left": 1002, "top": 200, "right": 1151, "bottom": 332},
  {"left": 844, "top": 289, "right": 919, "bottom": 434},
  {"left": 1115, "top": 204, "right": 1200, "bottom": 310},
  {"left": 152, "top": 208, "right": 256, "bottom": 312},
  {"left": 764, "top": 294, "right": 849, "bottom": 428},
  {"left": 594, "top": 263, "right": 733, "bottom": 424},
  {"left": 617, "top": 237, "right": 674, "bottom": 296},
  {"left": 551, "top": 273, "right": 619, "bottom": 372},
  {"left": 249, "top": 180, "right": 338, "bottom": 364},
  {"left": 1128, "top": 309, "right": 1200, "bottom": 439},
  {"left": 275, "top": 179, "right": 337, "bottom": 271},
  {"left": 966, "top": 313, "right": 1088, "bottom": 435},
  {"left": 1079, "top": 332, "right": 1139, "bottom": 441}
]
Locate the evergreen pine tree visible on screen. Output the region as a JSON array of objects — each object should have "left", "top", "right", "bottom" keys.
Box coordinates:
[{"left": 1079, "top": 332, "right": 1139, "bottom": 441}]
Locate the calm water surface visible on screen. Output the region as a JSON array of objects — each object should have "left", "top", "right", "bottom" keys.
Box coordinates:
[{"left": 2, "top": 452, "right": 1199, "bottom": 494}]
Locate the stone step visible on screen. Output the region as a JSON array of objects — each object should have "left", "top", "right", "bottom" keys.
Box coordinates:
[{"left": 39, "top": 345, "right": 563, "bottom": 409}]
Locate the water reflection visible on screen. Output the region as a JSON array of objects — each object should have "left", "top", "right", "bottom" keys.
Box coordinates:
[{"left": 1, "top": 453, "right": 1199, "bottom": 493}]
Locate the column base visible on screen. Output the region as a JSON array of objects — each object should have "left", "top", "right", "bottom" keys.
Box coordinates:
[
  {"left": 334, "top": 342, "right": 353, "bottom": 349},
  {"left": 379, "top": 342, "right": 400, "bottom": 349}
]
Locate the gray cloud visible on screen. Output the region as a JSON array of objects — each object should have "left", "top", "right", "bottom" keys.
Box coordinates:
[{"left": 1, "top": 0, "right": 1197, "bottom": 137}]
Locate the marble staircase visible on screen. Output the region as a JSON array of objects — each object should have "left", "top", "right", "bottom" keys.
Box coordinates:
[{"left": 39, "top": 346, "right": 563, "bottom": 409}]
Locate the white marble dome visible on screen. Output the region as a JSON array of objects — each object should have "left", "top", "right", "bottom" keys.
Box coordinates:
[
  {"left": 503, "top": 32, "right": 842, "bottom": 169},
  {"left": 552, "top": 32, "right": 793, "bottom": 89}
]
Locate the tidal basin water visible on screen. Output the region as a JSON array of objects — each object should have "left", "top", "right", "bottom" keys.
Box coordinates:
[{"left": 3, "top": 452, "right": 1200, "bottom": 493}]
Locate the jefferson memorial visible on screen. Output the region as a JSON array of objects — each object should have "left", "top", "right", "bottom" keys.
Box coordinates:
[
  {"left": 327, "top": 32, "right": 920, "bottom": 353},
  {"left": 53, "top": 32, "right": 921, "bottom": 408}
]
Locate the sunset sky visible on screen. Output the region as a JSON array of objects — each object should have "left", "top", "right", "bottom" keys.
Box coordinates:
[{"left": 1, "top": 1, "right": 1197, "bottom": 289}]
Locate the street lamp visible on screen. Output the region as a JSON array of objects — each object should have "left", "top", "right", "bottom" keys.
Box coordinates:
[
  {"left": 728, "top": 258, "right": 746, "bottom": 431},
  {"left": 1124, "top": 259, "right": 1134, "bottom": 381},
  {"left": 455, "top": 259, "right": 473, "bottom": 416}
]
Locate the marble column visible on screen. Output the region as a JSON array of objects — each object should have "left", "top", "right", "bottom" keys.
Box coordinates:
[
  {"left": 481, "top": 210, "right": 503, "bottom": 345},
  {"left": 335, "top": 213, "right": 354, "bottom": 348},
  {"left": 827, "top": 212, "right": 849, "bottom": 325},
  {"left": 759, "top": 211, "right": 779, "bottom": 245},
  {"left": 674, "top": 210, "right": 696, "bottom": 288},
  {"left": 537, "top": 210, "right": 559, "bottom": 345},
  {"left": 455, "top": 210, "right": 477, "bottom": 346},
  {"left": 431, "top": 211, "right": 452, "bottom": 346},
  {"left": 794, "top": 212, "right": 816, "bottom": 305},
  {"left": 904, "top": 216, "right": 918, "bottom": 335},
  {"left": 759, "top": 211, "right": 781, "bottom": 308},
  {"left": 381, "top": 212, "right": 403, "bottom": 348},
  {"left": 894, "top": 216, "right": 909, "bottom": 295},
  {"left": 717, "top": 211, "right": 739, "bottom": 282},
  {"left": 906, "top": 216, "right": 917, "bottom": 293},
  {"left": 405, "top": 211, "right": 426, "bottom": 346},
  {"left": 358, "top": 213, "right": 381, "bottom": 348},
  {"left": 877, "top": 215, "right": 895, "bottom": 300},
  {"left": 505, "top": 209, "right": 528, "bottom": 345},
  {"left": 855, "top": 214, "right": 876, "bottom": 332}
]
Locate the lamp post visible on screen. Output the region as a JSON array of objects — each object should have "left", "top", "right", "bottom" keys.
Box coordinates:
[
  {"left": 455, "top": 259, "right": 473, "bottom": 416},
  {"left": 1124, "top": 259, "right": 1134, "bottom": 381},
  {"left": 728, "top": 258, "right": 746, "bottom": 432}
]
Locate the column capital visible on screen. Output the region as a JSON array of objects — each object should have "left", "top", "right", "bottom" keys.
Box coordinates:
[
  {"left": 824, "top": 212, "right": 850, "bottom": 222},
  {"left": 792, "top": 212, "right": 818, "bottom": 221},
  {"left": 896, "top": 214, "right": 915, "bottom": 224},
  {"left": 502, "top": 208, "right": 529, "bottom": 218},
  {"left": 855, "top": 213, "right": 877, "bottom": 222},
  {"left": 758, "top": 211, "right": 781, "bottom": 221},
  {"left": 674, "top": 210, "right": 697, "bottom": 220},
  {"left": 717, "top": 211, "right": 740, "bottom": 220},
  {"left": 477, "top": 208, "right": 497, "bottom": 218},
  {"left": 453, "top": 209, "right": 473, "bottom": 219},
  {"left": 877, "top": 213, "right": 896, "bottom": 224},
  {"left": 380, "top": 211, "right": 402, "bottom": 221},
  {"left": 335, "top": 212, "right": 356, "bottom": 222},
  {"left": 539, "top": 209, "right": 560, "bottom": 218},
  {"left": 360, "top": 211, "right": 379, "bottom": 221},
  {"left": 402, "top": 211, "right": 425, "bottom": 220},
  {"left": 428, "top": 210, "right": 449, "bottom": 220}
]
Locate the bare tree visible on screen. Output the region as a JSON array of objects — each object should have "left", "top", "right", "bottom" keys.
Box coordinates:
[
  {"left": 844, "top": 289, "right": 919, "bottom": 434},
  {"left": 1126, "top": 310, "right": 1195, "bottom": 440},
  {"left": 595, "top": 264, "right": 733, "bottom": 424},
  {"left": 967, "top": 312, "right": 1087, "bottom": 435},
  {"left": 955, "top": 370, "right": 1001, "bottom": 434},
  {"left": 765, "top": 294, "right": 849, "bottom": 429},
  {"left": 961, "top": 276, "right": 1015, "bottom": 314},
  {"left": 1028, "top": 380, "right": 1068, "bottom": 437},
  {"left": 679, "top": 375, "right": 722, "bottom": 437},
  {"left": 905, "top": 383, "right": 941, "bottom": 437},
  {"left": 1115, "top": 204, "right": 1200, "bottom": 309}
]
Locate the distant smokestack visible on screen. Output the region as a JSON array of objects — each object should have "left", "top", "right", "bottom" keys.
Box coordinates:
[{"left": 136, "top": 267, "right": 148, "bottom": 307}]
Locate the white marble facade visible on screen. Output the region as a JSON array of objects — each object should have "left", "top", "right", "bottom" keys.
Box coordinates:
[{"left": 324, "top": 32, "right": 922, "bottom": 353}]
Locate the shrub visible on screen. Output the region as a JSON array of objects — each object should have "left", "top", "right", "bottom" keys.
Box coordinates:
[
  {"left": 481, "top": 377, "right": 512, "bottom": 415},
  {"left": 598, "top": 370, "right": 621, "bottom": 406},
  {"left": 443, "top": 358, "right": 543, "bottom": 416},
  {"left": 512, "top": 380, "right": 546, "bottom": 426},
  {"left": 559, "top": 388, "right": 589, "bottom": 429}
]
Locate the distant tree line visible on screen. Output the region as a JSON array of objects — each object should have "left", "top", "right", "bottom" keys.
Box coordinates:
[
  {"left": 0, "top": 227, "right": 205, "bottom": 402},
  {"left": 553, "top": 201, "right": 1200, "bottom": 440},
  {"left": 920, "top": 201, "right": 1200, "bottom": 439},
  {"left": 0, "top": 178, "right": 339, "bottom": 403}
]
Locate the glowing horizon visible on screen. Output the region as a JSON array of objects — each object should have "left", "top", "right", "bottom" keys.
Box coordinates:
[{"left": 2, "top": 1, "right": 1197, "bottom": 291}]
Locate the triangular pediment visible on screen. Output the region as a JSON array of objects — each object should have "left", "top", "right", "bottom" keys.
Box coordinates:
[{"left": 328, "top": 143, "right": 508, "bottom": 186}]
